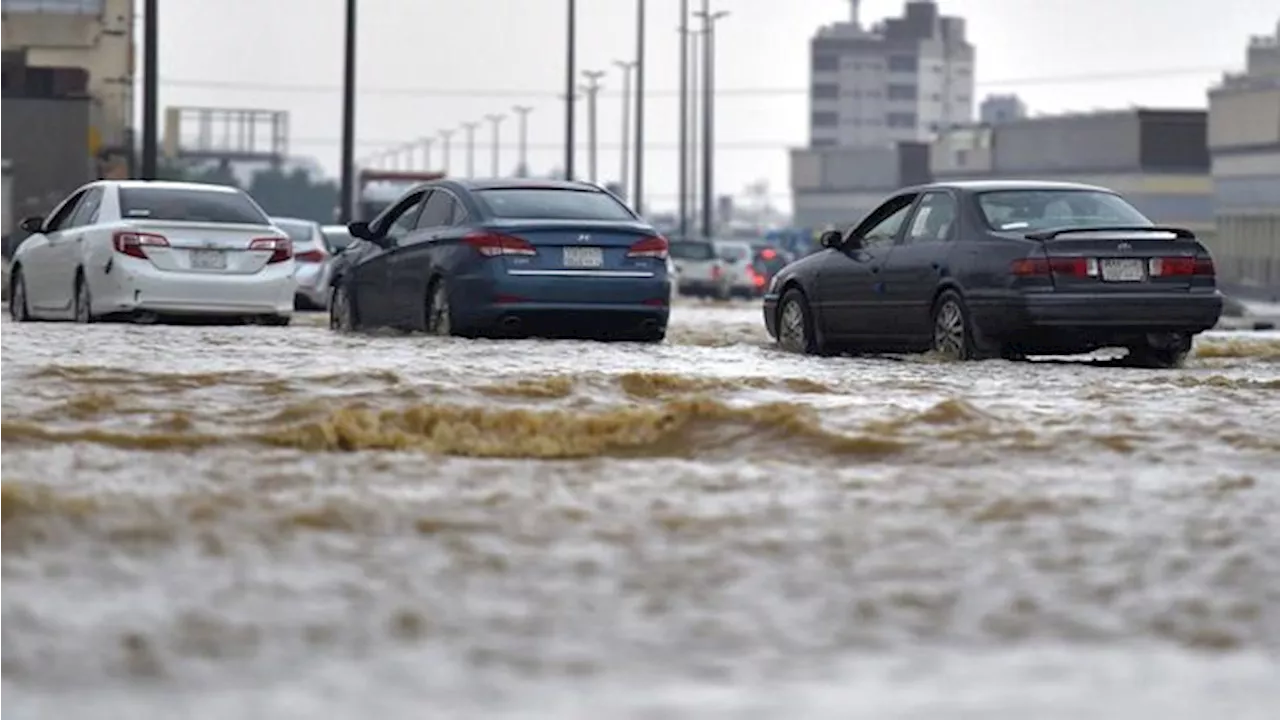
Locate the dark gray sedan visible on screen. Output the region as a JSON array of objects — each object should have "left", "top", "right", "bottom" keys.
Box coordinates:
[{"left": 762, "top": 180, "right": 1224, "bottom": 368}]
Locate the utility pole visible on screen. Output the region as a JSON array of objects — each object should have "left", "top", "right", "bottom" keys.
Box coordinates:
[
  {"left": 485, "top": 113, "right": 506, "bottom": 177},
  {"left": 580, "top": 70, "right": 605, "bottom": 183},
  {"left": 564, "top": 0, "right": 577, "bottom": 180},
  {"left": 140, "top": 0, "right": 158, "bottom": 180},
  {"left": 462, "top": 121, "right": 480, "bottom": 178},
  {"left": 696, "top": 4, "right": 729, "bottom": 239},
  {"left": 512, "top": 105, "right": 534, "bottom": 177},
  {"left": 633, "top": 0, "right": 646, "bottom": 214},
  {"left": 688, "top": 28, "right": 701, "bottom": 233},
  {"left": 419, "top": 137, "right": 434, "bottom": 171},
  {"left": 677, "top": 1, "right": 689, "bottom": 236},
  {"left": 613, "top": 60, "right": 637, "bottom": 200},
  {"left": 338, "top": 0, "right": 357, "bottom": 221},
  {"left": 439, "top": 129, "right": 455, "bottom": 174}
]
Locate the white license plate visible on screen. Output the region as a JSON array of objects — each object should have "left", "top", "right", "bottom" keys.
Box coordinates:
[
  {"left": 190, "top": 249, "right": 227, "bottom": 270},
  {"left": 1100, "top": 258, "right": 1144, "bottom": 282},
  {"left": 563, "top": 246, "right": 603, "bottom": 268}
]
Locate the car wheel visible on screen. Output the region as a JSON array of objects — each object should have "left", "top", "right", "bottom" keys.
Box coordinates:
[
  {"left": 776, "top": 288, "right": 818, "bottom": 354},
  {"left": 73, "top": 274, "right": 94, "bottom": 324},
  {"left": 426, "top": 279, "right": 453, "bottom": 336},
  {"left": 1125, "top": 333, "right": 1191, "bottom": 369},
  {"left": 9, "top": 267, "right": 31, "bottom": 322},
  {"left": 931, "top": 290, "right": 988, "bottom": 361},
  {"left": 329, "top": 283, "right": 355, "bottom": 332}
]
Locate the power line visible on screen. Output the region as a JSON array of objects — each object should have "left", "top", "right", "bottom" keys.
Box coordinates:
[{"left": 159, "top": 66, "right": 1225, "bottom": 99}]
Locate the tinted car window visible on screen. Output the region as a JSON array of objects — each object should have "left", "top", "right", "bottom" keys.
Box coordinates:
[
  {"left": 670, "top": 240, "right": 716, "bottom": 261},
  {"left": 416, "top": 190, "right": 456, "bottom": 228},
  {"left": 904, "top": 192, "right": 958, "bottom": 243},
  {"left": 119, "top": 187, "right": 269, "bottom": 224},
  {"left": 69, "top": 186, "right": 105, "bottom": 228},
  {"left": 715, "top": 243, "right": 749, "bottom": 262},
  {"left": 273, "top": 219, "right": 319, "bottom": 248},
  {"left": 977, "top": 190, "right": 1152, "bottom": 231},
  {"left": 477, "top": 188, "right": 635, "bottom": 220}
]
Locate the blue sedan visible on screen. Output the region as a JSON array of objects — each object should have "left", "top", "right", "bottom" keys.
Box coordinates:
[{"left": 327, "top": 179, "right": 671, "bottom": 342}]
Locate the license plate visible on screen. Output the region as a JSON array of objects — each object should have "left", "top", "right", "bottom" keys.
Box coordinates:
[
  {"left": 563, "top": 246, "right": 603, "bottom": 268},
  {"left": 190, "top": 249, "right": 226, "bottom": 270},
  {"left": 1100, "top": 258, "right": 1144, "bottom": 282}
]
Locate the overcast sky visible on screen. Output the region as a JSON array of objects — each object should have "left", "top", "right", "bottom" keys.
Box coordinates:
[{"left": 148, "top": 0, "right": 1278, "bottom": 211}]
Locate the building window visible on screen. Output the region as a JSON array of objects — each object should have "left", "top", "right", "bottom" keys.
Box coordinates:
[
  {"left": 887, "top": 56, "right": 918, "bottom": 72},
  {"left": 811, "top": 111, "right": 839, "bottom": 127},
  {"left": 886, "top": 112, "right": 917, "bottom": 128},
  {"left": 956, "top": 149, "right": 969, "bottom": 166},
  {"left": 887, "top": 84, "right": 917, "bottom": 100},
  {"left": 812, "top": 138, "right": 837, "bottom": 148},
  {"left": 811, "top": 83, "right": 839, "bottom": 99},
  {"left": 813, "top": 55, "right": 838, "bottom": 72},
  {"left": 956, "top": 95, "right": 970, "bottom": 104}
]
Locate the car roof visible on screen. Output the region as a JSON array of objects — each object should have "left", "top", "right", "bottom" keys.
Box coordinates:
[
  {"left": 904, "top": 179, "right": 1115, "bottom": 194},
  {"left": 270, "top": 216, "right": 317, "bottom": 225},
  {"left": 446, "top": 178, "right": 606, "bottom": 192},
  {"left": 106, "top": 180, "right": 245, "bottom": 193},
  {"left": 320, "top": 224, "right": 351, "bottom": 232}
]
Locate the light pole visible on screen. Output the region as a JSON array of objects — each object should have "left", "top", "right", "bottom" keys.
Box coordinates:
[
  {"left": 512, "top": 105, "right": 534, "bottom": 177},
  {"left": 688, "top": 27, "right": 702, "bottom": 232},
  {"left": 633, "top": 0, "right": 647, "bottom": 214},
  {"left": 676, "top": 4, "right": 689, "bottom": 235},
  {"left": 696, "top": 4, "right": 728, "bottom": 238},
  {"left": 141, "top": 0, "right": 158, "bottom": 179},
  {"left": 613, "top": 59, "right": 638, "bottom": 200},
  {"left": 564, "top": 0, "right": 577, "bottom": 180},
  {"left": 485, "top": 113, "right": 506, "bottom": 177},
  {"left": 419, "top": 137, "right": 435, "bottom": 171},
  {"left": 462, "top": 121, "right": 480, "bottom": 177},
  {"left": 439, "top": 128, "right": 455, "bottom": 174},
  {"left": 580, "top": 70, "right": 606, "bottom": 183},
  {"left": 338, "top": 0, "right": 357, "bottom": 221}
]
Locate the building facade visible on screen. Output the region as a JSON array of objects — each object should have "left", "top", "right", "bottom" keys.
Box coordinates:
[
  {"left": 931, "top": 109, "right": 1214, "bottom": 231},
  {"left": 979, "top": 94, "right": 1027, "bottom": 124},
  {"left": 790, "top": 143, "right": 931, "bottom": 228},
  {"left": 1208, "top": 20, "right": 1280, "bottom": 297},
  {"left": 1, "top": 0, "right": 134, "bottom": 175}
]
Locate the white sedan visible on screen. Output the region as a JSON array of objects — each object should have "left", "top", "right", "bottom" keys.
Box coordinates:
[{"left": 8, "top": 180, "right": 296, "bottom": 325}]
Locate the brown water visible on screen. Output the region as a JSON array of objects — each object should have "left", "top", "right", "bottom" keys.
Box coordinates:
[{"left": 3, "top": 305, "right": 1280, "bottom": 719}]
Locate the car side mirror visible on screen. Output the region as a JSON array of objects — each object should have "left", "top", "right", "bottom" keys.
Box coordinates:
[
  {"left": 818, "top": 230, "right": 842, "bottom": 249},
  {"left": 347, "top": 220, "right": 372, "bottom": 240},
  {"left": 19, "top": 216, "right": 44, "bottom": 234}
]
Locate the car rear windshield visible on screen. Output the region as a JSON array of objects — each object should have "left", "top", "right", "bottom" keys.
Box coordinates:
[
  {"left": 119, "top": 187, "right": 269, "bottom": 225},
  {"left": 477, "top": 188, "right": 635, "bottom": 221},
  {"left": 273, "top": 219, "right": 318, "bottom": 246},
  {"left": 669, "top": 240, "right": 716, "bottom": 261},
  {"left": 976, "top": 190, "right": 1152, "bottom": 231},
  {"left": 716, "top": 243, "right": 749, "bottom": 262}
]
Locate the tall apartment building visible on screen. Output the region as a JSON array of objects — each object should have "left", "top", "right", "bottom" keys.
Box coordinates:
[
  {"left": 1208, "top": 19, "right": 1280, "bottom": 296},
  {"left": 808, "top": 0, "right": 975, "bottom": 148},
  {"left": 1, "top": 0, "right": 134, "bottom": 171}
]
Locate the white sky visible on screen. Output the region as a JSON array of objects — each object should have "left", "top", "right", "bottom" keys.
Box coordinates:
[{"left": 149, "top": 0, "right": 1278, "bottom": 211}]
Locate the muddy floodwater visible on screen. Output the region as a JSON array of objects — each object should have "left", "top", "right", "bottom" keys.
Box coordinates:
[{"left": 3, "top": 302, "right": 1280, "bottom": 719}]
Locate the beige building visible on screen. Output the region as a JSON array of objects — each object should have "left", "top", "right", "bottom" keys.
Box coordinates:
[{"left": 2, "top": 0, "right": 135, "bottom": 173}]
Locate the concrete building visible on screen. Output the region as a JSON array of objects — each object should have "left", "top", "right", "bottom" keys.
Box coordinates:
[
  {"left": 1, "top": 0, "right": 134, "bottom": 174},
  {"left": 1208, "top": 20, "right": 1280, "bottom": 296},
  {"left": 791, "top": 143, "right": 931, "bottom": 228},
  {"left": 930, "top": 108, "right": 1213, "bottom": 232},
  {"left": 979, "top": 94, "right": 1026, "bottom": 124},
  {"left": 808, "top": 0, "right": 974, "bottom": 148}
]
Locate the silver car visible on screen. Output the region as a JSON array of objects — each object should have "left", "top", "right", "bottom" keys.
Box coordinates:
[{"left": 271, "top": 217, "right": 334, "bottom": 310}]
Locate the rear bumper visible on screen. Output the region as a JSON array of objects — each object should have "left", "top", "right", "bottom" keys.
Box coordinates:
[
  {"left": 95, "top": 258, "right": 296, "bottom": 316},
  {"left": 972, "top": 290, "right": 1224, "bottom": 338}
]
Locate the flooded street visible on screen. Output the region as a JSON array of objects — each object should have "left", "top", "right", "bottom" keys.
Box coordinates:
[{"left": 3, "top": 302, "right": 1280, "bottom": 719}]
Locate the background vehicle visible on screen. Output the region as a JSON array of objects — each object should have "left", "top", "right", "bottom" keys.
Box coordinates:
[
  {"left": 763, "top": 181, "right": 1223, "bottom": 368},
  {"left": 272, "top": 216, "right": 334, "bottom": 309},
  {"left": 8, "top": 180, "right": 294, "bottom": 325},
  {"left": 321, "top": 224, "right": 355, "bottom": 255},
  {"left": 713, "top": 239, "right": 765, "bottom": 298},
  {"left": 669, "top": 237, "right": 729, "bottom": 299},
  {"left": 749, "top": 242, "right": 792, "bottom": 293},
  {"left": 328, "top": 178, "right": 670, "bottom": 342}
]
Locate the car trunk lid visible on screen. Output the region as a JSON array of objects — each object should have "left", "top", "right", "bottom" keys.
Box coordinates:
[
  {"left": 473, "top": 219, "right": 665, "bottom": 274},
  {"left": 1021, "top": 226, "right": 1212, "bottom": 291},
  {"left": 119, "top": 220, "right": 288, "bottom": 275}
]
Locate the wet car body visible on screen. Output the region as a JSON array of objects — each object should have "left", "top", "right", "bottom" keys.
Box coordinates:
[
  {"left": 763, "top": 180, "right": 1224, "bottom": 367},
  {"left": 328, "top": 178, "right": 670, "bottom": 341}
]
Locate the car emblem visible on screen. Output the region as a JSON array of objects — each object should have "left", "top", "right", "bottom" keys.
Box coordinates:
[
  {"left": 1117, "top": 242, "right": 1132, "bottom": 251},
  {"left": 577, "top": 234, "right": 591, "bottom": 243}
]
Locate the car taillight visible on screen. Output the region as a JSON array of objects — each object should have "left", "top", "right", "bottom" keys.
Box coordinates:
[
  {"left": 1194, "top": 256, "right": 1215, "bottom": 276},
  {"left": 1148, "top": 256, "right": 1215, "bottom": 277},
  {"left": 627, "top": 235, "right": 669, "bottom": 259},
  {"left": 112, "top": 231, "right": 169, "bottom": 259},
  {"left": 760, "top": 248, "right": 777, "bottom": 260},
  {"left": 465, "top": 232, "right": 536, "bottom": 257},
  {"left": 1010, "top": 257, "right": 1094, "bottom": 278},
  {"left": 249, "top": 237, "right": 292, "bottom": 263},
  {"left": 711, "top": 264, "right": 722, "bottom": 280},
  {"left": 295, "top": 248, "right": 327, "bottom": 263}
]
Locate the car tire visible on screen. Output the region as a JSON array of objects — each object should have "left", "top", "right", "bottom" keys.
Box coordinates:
[
  {"left": 425, "top": 278, "right": 454, "bottom": 337},
  {"left": 931, "top": 290, "right": 996, "bottom": 361},
  {"left": 9, "top": 266, "right": 31, "bottom": 322},
  {"left": 73, "top": 274, "right": 94, "bottom": 324},
  {"left": 776, "top": 287, "right": 819, "bottom": 355},
  {"left": 1125, "top": 333, "right": 1191, "bottom": 369},
  {"left": 329, "top": 283, "right": 356, "bottom": 332}
]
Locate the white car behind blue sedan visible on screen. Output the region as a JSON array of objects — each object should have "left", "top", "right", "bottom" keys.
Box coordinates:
[{"left": 8, "top": 180, "right": 296, "bottom": 325}]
